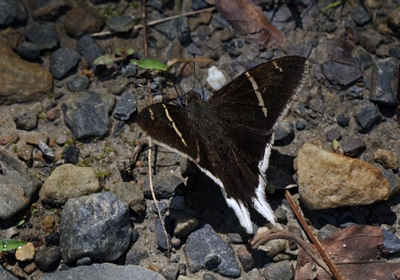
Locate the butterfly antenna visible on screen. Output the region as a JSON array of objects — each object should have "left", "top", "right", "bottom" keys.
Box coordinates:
[
  {"left": 173, "top": 83, "right": 182, "bottom": 99},
  {"left": 192, "top": 53, "right": 196, "bottom": 91}
]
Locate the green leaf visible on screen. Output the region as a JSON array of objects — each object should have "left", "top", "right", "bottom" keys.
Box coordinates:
[
  {"left": 105, "top": 58, "right": 113, "bottom": 65},
  {"left": 1, "top": 239, "right": 27, "bottom": 252},
  {"left": 94, "top": 55, "right": 108, "bottom": 65},
  {"left": 130, "top": 58, "right": 168, "bottom": 71},
  {"left": 115, "top": 48, "right": 122, "bottom": 56},
  {"left": 126, "top": 49, "right": 134, "bottom": 55},
  {"left": 322, "top": 1, "right": 342, "bottom": 11}
]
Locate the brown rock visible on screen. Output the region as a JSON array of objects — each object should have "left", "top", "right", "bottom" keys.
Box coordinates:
[
  {"left": 110, "top": 182, "right": 145, "bottom": 216},
  {"left": 23, "top": 262, "right": 37, "bottom": 274},
  {"left": 199, "top": 12, "right": 213, "bottom": 24},
  {"left": 41, "top": 215, "right": 55, "bottom": 230},
  {"left": 297, "top": 143, "right": 390, "bottom": 209},
  {"left": 63, "top": 6, "right": 105, "bottom": 39},
  {"left": 0, "top": 40, "right": 53, "bottom": 105},
  {"left": 374, "top": 149, "right": 398, "bottom": 170},
  {"left": 23, "top": 132, "right": 49, "bottom": 146},
  {"left": 15, "top": 242, "right": 35, "bottom": 261},
  {"left": 46, "top": 107, "right": 61, "bottom": 121},
  {"left": 17, "top": 145, "right": 33, "bottom": 161},
  {"left": 387, "top": 7, "right": 400, "bottom": 33}
]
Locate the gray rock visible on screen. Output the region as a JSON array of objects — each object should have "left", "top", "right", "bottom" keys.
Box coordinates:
[
  {"left": 160, "top": 264, "right": 179, "bottom": 280},
  {"left": 142, "top": 175, "right": 184, "bottom": 199},
  {"left": 14, "top": 110, "right": 37, "bottom": 130},
  {"left": 151, "top": 201, "right": 168, "bottom": 215},
  {"left": 23, "top": 24, "right": 59, "bottom": 50},
  {"left": 355, "top": 101, "right": 380, "bottom": 130},
  {"left": 34, "top": 246, "right": 62, "bottom": 272},
  {"left": 351, "top": 6, "right": 370, "bottom": 26},
  {"left": 152, "top": 14, "right": 176, "bottom": 40},
  {"left": 274, "top": 122, "right": 294, "bottom": 141},
  {"left": 75, "top": 34, "right": 105, "bottom": 62},
  {"left": 61, "top": 91, "right": 115, "bottom": 140},
  {"left": 175, "top": 16, "right": 191, "bottom": 46},
  {"left": 346, "top": 85, "right": 363, "bottom": 99},
  {"left": 39, "top": 164, "right": 101, "bottom": 205},
  {"left": 110, "top": 182, "right": 146, "bottom": 216},
  {"left": 107, "top": 15, "right": 135, "bottom": 33},
  {"left": 60, "top": 192, "right": 132, "bottom": 264},
  {"left": 126, "top": 249, "right": 148, "bottom": 265},
  {"left": 192, "top": 0, "right": 210, "bottom": 10},
  {"left": 341, "top": 136, "right": 366, "bottom": 158},
  {"left": 326, "top": 129, "right": 341, "bottom": 142},
  {"left": 370, "top": 58, "right": 399, "bottom": 107},
  {"left": 336, "top": 115, "right": 349, "bottom": 127},
  {"left": 66, "top": 74, "right": 89, "bottom": 92},
  {"left": 185, "top": 224, "right": 241, "bottom": 278},
  {"left": 295, "top": 120, "right": 306, "bottom": 130},
  {"left": 63, "top": 145, "right": 80, "bottom": 165},
  {"left": 16, "top": 42, "right": 40, "bottom": 60},
  {"left": 50, "top": 47, "right": 81, "bottom": 79},
  {"left": 39, "top": 140, "right": 54, "bottom": 160},
  {"left": 170, "top": 196, "right": 185, "bottom": 210},
  {"left": 322, "top": 61, "right": 363, "bottom": 86},
  {"left": 262, "top": 260, "right": 294, "bottom": 280},
  {"left": 113, "top": 92, "right": 137, "bottom": 121},
  {"left": 318, "top": 224, "right": 340, "bottom": 240},
  {"left": 155, "top": 216, "right": 172, "bottom": 250},
  {"left": 121, "top": 63, "right": 138, "bottom": 78},
  {"left": 382, "top": 228, "right": 400, "bottom": 253},
  {"left": 0, "top": 0, "right": 28, "bottom": 26},
  {"left": 360, "top": 29, "right": 384, "bottom": 53},
  {"left": 382, "top": 169, "right": 400, "bottom": 197},
  {"left": 39, "top": 263, "right": 165, "bottom": 280},
  {"left": 131, "top": 228, "right": 139, "bottom": 245},
  {"left": 0, "top": 151, "right": 42, "bottom": 222}
]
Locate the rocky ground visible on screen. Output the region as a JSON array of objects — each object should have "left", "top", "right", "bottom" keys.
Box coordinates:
[{"left": 1, "top": 0, "right": 400, "bottom": 279}]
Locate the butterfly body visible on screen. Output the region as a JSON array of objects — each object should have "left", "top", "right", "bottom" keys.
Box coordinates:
[{"left": 137, "top": 56, "right": 308, "bottom": 233}]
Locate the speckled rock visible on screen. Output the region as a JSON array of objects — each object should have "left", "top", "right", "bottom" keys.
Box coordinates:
[
  {"left": 355, "top": 101, "right": 380, "bottom": 130},
  {"left": 39, "top": 164, "right": 101, "bottom": 205},
  {"left": 297, "top": 143, "right": 390, "bottom": 209},
  {"left": 374, "top": 149, "right": 398, "bottom": 170},
  {"left": 185, "top": 224, "right": 241, "bottom": 278},
  {"left": 0, "top": 151, "right": 42, "bottom": 221},
  {"left": 0, "top": 0, "right": 28, "bottom": 26},
  {"left": 370, "top": 57, "right": 399, "bottom": 107},
  {"left": 59, "top": 192, "right": 132, "bottom": 264},
  {"left": 0, "top": 40, "right": 53, "bottom": 105},
  {"left": 14, "top": 110, "right": 38, "bottom": 130},
  {"left": 49, "top": 47, "right": 81, "bottom": 79}
]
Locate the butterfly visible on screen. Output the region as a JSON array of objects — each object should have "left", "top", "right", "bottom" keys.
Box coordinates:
[{"left": 137, "top": 56, "right": 308, "bottom": 233}]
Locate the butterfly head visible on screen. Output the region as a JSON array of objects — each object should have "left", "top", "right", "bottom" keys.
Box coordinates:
[{"left": 179, "top": 90, "right": 202, "bottom": 107}]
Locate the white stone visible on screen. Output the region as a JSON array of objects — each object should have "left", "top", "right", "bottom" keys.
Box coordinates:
[{"left": 207, "top": 66, "right": 227, "bottom": 90}]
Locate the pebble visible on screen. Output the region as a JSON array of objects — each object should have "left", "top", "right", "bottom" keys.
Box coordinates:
[
  {"left": 39, "top": 263, "right": 165, "bottom": 280},
  {"left": 45, "top": 232, "right": 60, "bottom": 247},
  {"left": 151, "top": 201, "right": 168, "bottom": 215},
  {"left": 346, "top": 85, "right": 363, "bottom": 99},
  {"left": 295, "top": 120, "right": 306, "bottom": 130},
  {"left": 39, "top": 140, "right": 54, "bottom": 160},
  {"left": 336, "top": 115, "right": 349, "bottom": 127},
  {"left": 318, "top": 224, "right": 340, "bottom": 240},
  {"left": 14, "top": 110, "right": 38, "bottom": 130},
  {"left": 17, "top": 145, "right": 33, "bottom": 161},
  {"left": 155, "top": 216, "right": 172, "bottom": 250},
  {"left": 107, "top": 15, "right": 135, "bottom": 33},
  {"left": 66, "top": 74, "right": 90, "bottom": 91},
  {"left": 23, "top": 24, "right": 59, "bottom": 50},
  {"left": 236, "top": 245, "right": 255, "bottom": 272},
  {"left": 170, "top": 196, "right": 185, "bottom": 210},
  {"left": 297, "top": 143, "right": 390, "bottom": 209},
  {"left": 63, "top": 145, "right": 80, "bottom": 165},
  {"left": 46, "top": 107, "right": 61, "bottom": 121},
  {"left": 153, "top": 14, "right": 176, "bottom": 40},
  {"left": 192, "top": 0, "right": 210, "bottom": 10},
  {"left": 0, "top": 151, "right": 42, "bottom": 220},
  {"left": 61, "top": 91, "right": 115, "bottom": 140},
  {"left": 386, "top": 7, "right": 400, "bottom": 33},
  {"left": 326, "top": 129, "right": 341, "bottom": 141},
  {"left": 322, "top": 60, "right": 363, "bottom": 86},
  {"left": 341, "top": 136, "right": 366, "bottom": 157},
  {"left": 382, "top": 170, "right": 400, "bottom": 198},
  {"left": 59, "top": 192, "right": 131, "bottom": 264},
  {"left": 355, "top": 101, "right": 380, "bottom": 130},
  {"left": 16, "top": 41, "right": 40, "bottom": 60},
  {"left": 274, "top": 122, "right": 295, "bottom": 142},
  {"left": 160, "top": 264, "right": 179, "bottom": 280},
  {"left": 382, "top": 228, "right": 400, "bottom": 253},
  {"left": 351, "top": 6, "right": 370, "bottom": 26},
  {"left": 141, "top": 175, "right": 184, "bottom": 199},
  {"left": 39, "top": 164, "right": 101, "bottom": 205},
  {"left": 207, "top": 66, "right": 227, "bottom": 90},
  {"left": 110, "top": 182, "right": 146, "bottom": 216},
  {"left": 34, "top": 246, "right": 62, "bottom": 272},
  {"left": 121, "top": 63, "right": 138, "bottom": 78},
  {"left": 49, "top": 47, "right": 81, "bottom": 79},
  {"left": 33, "top": 0, "right": 70, "bottom": 21},
  {"left": 370, "top": 57, "right": 399, "bottom": 107},
  {"left": 0, "top": 40, "right": 53, "bottom": 105},
  {"left": 63, "top": 6, "right": 104, "bottom": 39},
  {"left": 185, "top": 224, "right": 241, "bottom": 278},
  {"left": 262, "top": 260, "right": 294, "bottom": 280},
  {"left": 174, "top": 217, "right": 199, "bottom": 237},
  {"left": 15, "top": 242, "right": 35, "bottom": 261},
  {"left": 23, "top": 262, "right": 37, "bottom": 274},
  {"left": 0, "top": 0, "right": 28, "bottom": 26},
  {"left": 113, "top": 92, "right": 137, "bottom": 121},
  {"left": 75, "top": 35, "right": 105, "bottom": 62},
  {"left": 125, "top": 249, "right": 148, "bottom": 265},
  {"left": 175, "top": 16, "right": 191, "bottom": 46},
  {"left": 0, "top": 265, "right": 18, "bottom": 280},
  {"left": 41, "top": 215, "right": 55, "bottom": 230},
  {"left": 360, "top": 29, "right": 384, "bottom": 53},
  {"left": 374, "top": 149, "right": 399, "bottom": 170}
]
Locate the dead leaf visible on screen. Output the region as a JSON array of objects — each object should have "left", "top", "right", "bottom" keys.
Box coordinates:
[{"left": 214, "top": 0, "right": 287, "bottom": 49}]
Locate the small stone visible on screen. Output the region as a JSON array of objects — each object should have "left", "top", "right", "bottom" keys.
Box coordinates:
[
  {"left": 46, "top": 107, "right": 61, "bottom": 121},
  {"left": 160, "top": 264, "right": 179, "bottom": 280},
  {"left": 14, "top": 110, "right": 38, "bottom": 130},
  {"left": 151, "top": 201, "right": 168, "bottom": 215},
  {"left": 41, "top": 215, "right": 55, "bottom": 230},
  {"left": 337, "top": 115, "right": 349, "bottom": 127},
  {"left": 382, "top": 229, "right": 400, "bottom": 253},
  {"left": 318, "top": 224, "right": 340, "bottom": 240},
  {"left": 355, "top": 101, "right": 380, "bottom": 130},
  {"left": 192, "top": 0, "right": 210, "bottom": 10},
  {"left": 370, "top": 58, "right": 399, "bottom": 107},
  {"left": 199, "top": 12, "right": 213, "bottom": 25},
  {"left": 178, "top": 263, "right": 187, "bottom": 276},
  {"left": 156, "top": 216, "right": 172, "bottom": 250},
  {"left": 23, "top": 262, "right": 37, "bottom": 274},
  {"left": 346, "top": 85, "right": 363, "bottom": 99},
  {"left": 75, "top": 35, "right": 105, "bottom": 62},
  {"left": 17, "top": 42, "right": 40, "bottom": 60},
  {"left": 237, "top": 245, "right": 255, "bottom": 272},
  {"left": 174, "top": 217, "right": 199, "bottom": 237},
  {"left": 17, "top": 145, "right": 33, "bottom": 161},
  {"left": 63, "top": 6, "right": 104, "bottom": 39},
  {"left": 297, "top": 143, "right": 390, "bottom": 209},
  {"left": 126, "top": 249, "right": 148, "bottom": 265},
  {"left": 374, "top": 149, "right": 398, "bottom": 170},
  {"left": 15, "top": 242, "right": 35, "bottom": 261},
  {"left": 113, "top": 92, "right": 137, "bottom": 121},
  {"left": 326, "top": 129, "right": 341, "bottom": 142},
  {"left": 0, "top": 0, "right": 28, "bottom": 26},
  {"left": 351, "top": 6, "right": 370, "bottom": 26},
  {"left": 107, "top": 15, "right": 135, "bottom": 33},
  {"left": 296, "top": 120, "right": 306, "bottom": 130},
  {"left": 110, "top": 182, "right": 146, "bottom": 216},
  {"left": 23, "top": 24, "right": 59, "bottom": 50},
  {"left": 39, "top": 140, "right": 54, "bottom": 160},
  {"left": 387, "top": 7, "right": 400, "bottom": 33},
  {"left": 45, "top": 232, "right": 60, "bottom": 247},
  {"left": 49, "top": 47, "right": 81, "bottom": 79},
  {"left": 175, "top": 16, "right": 191, "bottom": 46},
  {"left": 274, "top": 122, "right": 295, "bottom": 142},
  {"left": 262, "top": 260, "right": 294, "bottom": 280},
  {"left": 63, "top": 145, "right": 80, "bottom": 165},
  {"left": 66, "top": 74, "right": 89, "bottom": 92},
  {"left": 171, "top": 236, "right": 181, "bottom": 247},
  {"left": 121, "top": 63, "right": 138, "bottom": 78},
  {"left": 170, "top": 196, "right": 185, "bottom": 210},
  {"left": 341, "top": 136, "right": 366, "bottom": 157},
  {"left": 34, "top": 246, "right": 62, "bottom": 272},
  {"left": 360, "top": 29, "right": 384, "bottom": 53}
]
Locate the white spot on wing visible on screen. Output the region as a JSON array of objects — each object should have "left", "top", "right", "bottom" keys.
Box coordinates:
[
  {"left": 245, "top": 72, "right": 268, "bottom": 117},
  {"left": 162, "top": 104, "right": 188, "bottom": 147},
  {"left": 149, "top": 108, "right": 155, "bottom": 120}
]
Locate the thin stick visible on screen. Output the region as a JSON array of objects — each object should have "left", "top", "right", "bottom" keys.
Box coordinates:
[
  {"left": 142, "top": 0, "right": 170, "bottom": 262},
  {"left": 90, "top": 7, "right": 216, "bottom": 37},
  {"left": 285, "top": 190, "right": 344, "bottom": 280}
]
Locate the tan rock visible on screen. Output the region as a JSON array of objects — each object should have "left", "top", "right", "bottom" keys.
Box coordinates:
[
  {"left": 0, "top": 40, "right": 53, "bottom": 105},
  {"left": 374, "top": 148, "right": 398, "bottom": 170},
  {"left": 23, "top": 132, "right": 49, "bottom": 146},
  {"left": 15, "top": 242, "right": 35, "bottom": 261},
  {"left": 297, "top": 143, "right": 390, "bottom": 210},
  {"left": 39, "top": 164, "right": 101, "bottom": 205},
  {"left": 174, "top": 217, "right": 199, "bottom": 237},
  {"left": 41, "top": 215, "right": 55, "bottom": 230}
]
